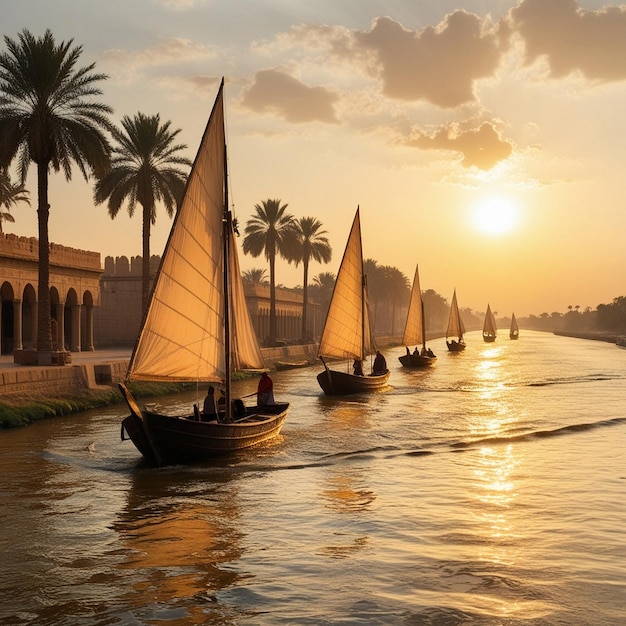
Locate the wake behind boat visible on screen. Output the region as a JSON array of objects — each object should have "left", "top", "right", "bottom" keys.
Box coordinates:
[
  {"left": 119, "top": 79, "right": 288, "bottom": 466},
  {"left": 399, "top": 264, "right": 436, "bottom": 368},
  {"left": 317, "top": 208, "right": 390, "bottom": 395}
]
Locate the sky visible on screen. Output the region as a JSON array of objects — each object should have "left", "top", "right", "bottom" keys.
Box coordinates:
[{"left": 2, "top": 0, "right": 626, "bottom": 318}]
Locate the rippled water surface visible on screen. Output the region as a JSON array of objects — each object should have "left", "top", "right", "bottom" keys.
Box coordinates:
[{"left": 1, "top": 330, "right": 625, "bottom": 625}]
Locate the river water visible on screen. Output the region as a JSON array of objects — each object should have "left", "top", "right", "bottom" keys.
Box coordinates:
[{"left": 1, "top": 330, "right": 625, "bottom": 625}]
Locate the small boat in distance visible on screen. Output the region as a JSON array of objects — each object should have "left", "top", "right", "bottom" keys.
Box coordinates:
[
  {"left": 482, "top": 304, "right": 497, "bottom": 342},
  {"left": 510, "top": 312, "right": 519, "bottom": 339},
  {"left": 399, "top": 264, "right": 436, "bottom": 368},
  {"left": 119, "top": 80, "right": 289, "bottom": 466},
  {"left": 446, "top": 289, "right": 466, "bottom": 352},
  {"left": 317, "top": 208, "right": 390, "bottom": 395}
]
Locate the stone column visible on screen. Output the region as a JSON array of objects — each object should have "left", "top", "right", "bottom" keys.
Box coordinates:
[
  {"left": 84, "top": 304, "right": 95, "bottom": 351},
  {"left": 12, "top": 299, "right": 23, "bottom": 351}
]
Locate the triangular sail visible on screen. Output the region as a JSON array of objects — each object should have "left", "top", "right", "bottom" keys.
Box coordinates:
[
  {"left": 126, "top": 81, "right": 264, "bottom": 382},
  {"left": 483, "top": 304, "right": 497, "bottom": 336},
  {"left": 318, "top": 208, "right": 372, "bottom": 361},
  {"left": 402, "top": 264, "right": 424, "bottom": 347},
  {"left": 229, "top": 224, "right": 265, "bottom": 370},
  {"left": 446, "top": 289, "right": 465, "bottom": 340}
]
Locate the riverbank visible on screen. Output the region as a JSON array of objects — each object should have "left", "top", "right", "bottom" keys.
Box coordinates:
[
  {"left": 0, "top": 343, "right": 320, "bottom": 427},
  {"left": 553, "top": 329, "right": 626, "bottom": 345}
]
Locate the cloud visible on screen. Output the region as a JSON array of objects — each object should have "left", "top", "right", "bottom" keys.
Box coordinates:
[
  {"left": 508, "top": 0, "right": 626, "bottom": 81},
  {"left": 240, "top": 69, "right": 339, "bottom": 123},
  {"left": 102, "top": 37, "right": 218, "bottom": 81},
  {"left": 353, "top": 12, "right": 502, "bottom": 108},
  {"left": 408, "top": 121, "right": 514, "bottom": 170}
]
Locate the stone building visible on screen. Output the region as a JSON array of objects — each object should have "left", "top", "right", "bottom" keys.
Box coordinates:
[
  {"left": 0, "top": 233, "right": 101, "bottom": 356},
  {"left": 95, "top": 255, "right": 321, "bottom": 347}
]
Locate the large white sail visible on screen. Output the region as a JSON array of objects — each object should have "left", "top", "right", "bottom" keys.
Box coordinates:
[
  {"left": 127, "top": 83, "right": 263, "bottom": 382},
  {"left": 318, "top": 208, "right": 373, "bottom": 361},
  {"left": 402, "top": 264, "right": 424, "bottom": 347},
  {"left": 446, "top": 289, "right": 465, "bottom": 340}
]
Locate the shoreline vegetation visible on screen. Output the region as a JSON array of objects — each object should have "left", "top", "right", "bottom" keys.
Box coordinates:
[
  {"left": 1, "top": 330, "right": 625, "bottom": 429},
  {"left": 0, "top": 373, "right": 255, "bottom": 429}
]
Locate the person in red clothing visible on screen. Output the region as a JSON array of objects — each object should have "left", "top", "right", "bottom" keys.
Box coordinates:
[{"left": 257, "top": 371, "right": 275, "bottom": 407}]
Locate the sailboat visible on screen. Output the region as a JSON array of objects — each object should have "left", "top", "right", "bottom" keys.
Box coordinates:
[
  {"left": 509, "top": 312, "right": 519, "bottom": 339},
  {"left": 482, "top": 304, "right": 497, "bottom": 342},
  {"left": 446, "top": 289, "right": 466, "bottom": 352},
  {"left": 398, "top": 264, "right": 436, "bottom": 367},
  {"left": 316, "top": 208, "right": 390, "bottom": 395},
  {"left": 119, "top": 80, "right": 289, "bottom": 466}
]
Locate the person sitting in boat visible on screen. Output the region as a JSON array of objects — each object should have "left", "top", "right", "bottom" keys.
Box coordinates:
[
  {"left": 202, "top": 385, "right": 217, "bottom": 419},
  {"left": 427, "top": 348, "right": 435, "bottom": 358},
  {"left": 373, "top": 351, "right": 387, "bottom": 374},
  {"left": 420, "top": 346, "right": 427, "bottom": 356},
  {"left": 257, "top": 372, "right": 275, "bottom": 407},
  {"left": 353, "top": 358, "right": 364, "bottom": 376},
  {"left": 413, "top": 346, "right": 419, "bottom": 356}
]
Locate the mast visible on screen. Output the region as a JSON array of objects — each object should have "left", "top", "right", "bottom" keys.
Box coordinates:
[{"left": 223, "top": 137, "right": 232, "bottom": 422}]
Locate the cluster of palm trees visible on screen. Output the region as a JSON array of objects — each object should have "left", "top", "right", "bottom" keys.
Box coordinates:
[
  {"left": 242, "top": 199, "right": 332, "bottom": 344},
  {"left": 0, "top": 29, "right": 191, "bottom": 361}
]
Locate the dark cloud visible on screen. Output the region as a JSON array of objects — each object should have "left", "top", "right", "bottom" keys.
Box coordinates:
[
  {"left": 508, "top": 0, "right": 626, "bottom": 81},
  {"left": 354, "top": 12, "right": 502, "bottom": 108},
  {"left": 408, "top": 122, "right": 514, "bottom": 170},
  {"left": 240, "top": 69, "right": 339, "bottom": 123}
]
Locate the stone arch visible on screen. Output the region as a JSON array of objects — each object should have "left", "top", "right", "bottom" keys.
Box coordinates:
[
  {"left": 81, "top": 290, "right": 95, "bottom": 351},
  {"left": 1, "top": 281, "right": 15, "bottom": 354},
  {"left": 22, "top": 284, "right": 37, "bottom": 350},
  {"left": 50, "top": 286, "right": 62, "bottom": 350},
  {"left": 65, "top": 288, "right": 80, "bottom": 352}
]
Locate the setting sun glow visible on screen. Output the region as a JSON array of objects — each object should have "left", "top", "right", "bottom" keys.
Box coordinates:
[{"left": 472, "top": 197, "right": 520, "bottom": 236}]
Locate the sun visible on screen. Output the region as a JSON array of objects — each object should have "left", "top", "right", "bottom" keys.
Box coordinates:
[{"left": 472, "top": 196, "right": 520, "bottom": 236}]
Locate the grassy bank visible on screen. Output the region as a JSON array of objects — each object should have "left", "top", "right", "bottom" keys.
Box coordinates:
[{"left": 0, "top": 373, "right": 258, "bottom": 429}]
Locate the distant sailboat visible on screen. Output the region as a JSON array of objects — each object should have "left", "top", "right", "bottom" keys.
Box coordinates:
[
  {"left": 482, "top": 304, "right": 497, "bottom": 342},
  {"left": 398, "top": 264, "right": 436, "bottom": 367},
  {"left": 317, "top": 208, "right": 390, "bottom": 395},
  {"left": 510, "top": 312, "right": 519, "bottom": 340},
  {"left": 446, "top": 289, "right": 466, "bottom": 352}
]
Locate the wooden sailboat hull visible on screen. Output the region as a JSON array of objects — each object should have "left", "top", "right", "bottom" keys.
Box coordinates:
[
  {"left": 510, "top": 332, "right": 519, "bottom": 340},
  {"left": 120, "top": 384, "right": 288, "bottom": 466},
  {"left": 317, "top": 368, "right": 390, "bottom": 396},
  {"left": 446, "top": 340, "right": 466, "bottom": 352},
  {"left": 398, "top": 354, "right": 436, "bottom": 368},
  {"left": 483, "top": 333, "right": 496, "bottom": 342}
]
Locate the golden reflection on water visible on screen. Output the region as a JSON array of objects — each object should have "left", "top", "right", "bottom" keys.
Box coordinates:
[{"left": 113, "top": 472, "right": 243, "bottom": 623}]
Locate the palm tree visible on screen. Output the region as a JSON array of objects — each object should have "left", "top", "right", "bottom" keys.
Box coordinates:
[
  {"left": 94, "top": 112, "right": 191, "bottom": 314},
  {"left": 291, "top": 217, "right": 332, "bottom": 341},
  {"left": 0, "top": 169, "right": 30, "bottom": 233},
  {"left": 0, "top": 29, "right": 113, "bottom": 361},
  {"left": 242, "top": 268, "right": 269, "bottom": 285},
  {"left": 242, "top": 199, "right": 296, "bottom": 345}
]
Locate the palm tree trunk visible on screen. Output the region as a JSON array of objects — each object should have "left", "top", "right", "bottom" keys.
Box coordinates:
[
  {"left": 36, "top": 163, "right": 53, "bottom": 359},
  {"left": 301, "top": 258, "right": 309, "bottom": 341},
  {"left": 142, "top": 203, "right": 151, "bottom": 315},
  {"left": 269, "top": 253, "right": 276, "bottom": 345}
]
